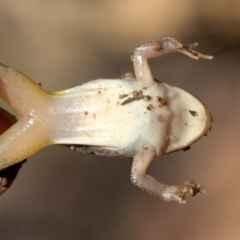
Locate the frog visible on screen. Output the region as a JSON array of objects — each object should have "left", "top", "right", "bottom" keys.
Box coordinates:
[{"left": 0, "top": 37, "right": 213, "bottom": 203}]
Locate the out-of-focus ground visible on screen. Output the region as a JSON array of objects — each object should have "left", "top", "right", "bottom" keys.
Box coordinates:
[{"left": 0, "top": 1, "right": 240, "bottom": 239}]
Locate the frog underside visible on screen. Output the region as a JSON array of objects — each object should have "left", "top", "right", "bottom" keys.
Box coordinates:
[{"left": 0, "top": 37, "right": 213, "bottom": 203}]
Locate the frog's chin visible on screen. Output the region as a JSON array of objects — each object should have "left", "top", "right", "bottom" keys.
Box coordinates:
[{"left": 164, "top": 84, "right": 212, "bottom": 154}]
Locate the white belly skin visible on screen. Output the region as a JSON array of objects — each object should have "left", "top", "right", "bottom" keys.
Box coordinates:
[
  {"left": 48, "top": 79, "right": 167, "bottom": 154},
  {"left": 48, "top": 77, "right": 211, "bottom": 157}
]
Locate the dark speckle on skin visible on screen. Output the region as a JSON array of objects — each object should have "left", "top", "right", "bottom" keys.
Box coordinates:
[
  {"left": 133, "top": 90, "right": 138, "bottom": 96},
  {"left": 143, "top": 95, "right": 152, "bottom": 101},
  {"left": 119, "top": 94, "right": 129, "bottom": 99},
  {"left": 157, "top": 114, "right": 165, "bottom": 123},
  {"left": 156, "top": 96, "right": 166, "bottom": 107},
  {"left": 121, "top": 97, "right": 135, "bottom": 105},
  {"left": 84, "top": 111, "right": 88, "bottom": 115},
  {"left": 147, "top": 104, "right": 154, "bottom": 110},
  {"left": 183, "top": 146, "right": 191, "bottom": 151},
  {"left": 189, "top": 110, "right": 198, "bottom": 117},
  {"left": 153, "top": 42, "right": 163, "bottom": 51}
]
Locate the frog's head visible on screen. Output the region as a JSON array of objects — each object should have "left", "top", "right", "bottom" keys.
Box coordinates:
[{"left": 163, "top": 83, "right": 213, "bottom": 154}]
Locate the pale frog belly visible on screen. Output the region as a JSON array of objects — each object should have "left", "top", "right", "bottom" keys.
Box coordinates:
[{"left": 49, "top": 79, "right": 154, "bottom": 151}]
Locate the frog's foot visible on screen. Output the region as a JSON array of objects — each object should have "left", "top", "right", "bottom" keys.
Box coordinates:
[
  {"left": 131, "top": 140, "right": 205, "bottom": 204},
  {"left": 157, "top": 180, "right": 204, "bottom": 204},
  {"left": 133, "top": 37, "right": 213, "bottom": 62},
  {"left": 169, "top": 180, "right": 205, "bottom": 204},
  {"left": 150, "top": 38, "right": 213, "bottom": 60},
  {"left": 132, "top": 37, "right": 213, "bottom": 86}
]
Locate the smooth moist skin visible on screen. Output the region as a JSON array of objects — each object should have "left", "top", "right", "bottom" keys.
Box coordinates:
[{"left": 0, "top": 37, "right": 213, "bottom": 203}]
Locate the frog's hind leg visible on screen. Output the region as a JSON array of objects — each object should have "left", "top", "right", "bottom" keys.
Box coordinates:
[
  {"left": 0, "top": 63, "right": 51, "bottom": 170},
  {"left": 0, "top": 117, "right": 51, "bottom": 170},
  {"left": 132, "top": 37, "right": 213, "bottom": 86},
  {"left": 130, "top": 139, "right": 205, "bottom": 204},
  {"left": 0, "top": 107, "right": 26, "bottom": 194},
  {"left": 0, "top": 63, "right": 49, "bottom": 112}
]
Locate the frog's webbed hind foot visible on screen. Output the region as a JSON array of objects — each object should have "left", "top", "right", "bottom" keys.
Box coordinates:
[{"left": 132, "top": 37, "right": 213, "bottom": 86}]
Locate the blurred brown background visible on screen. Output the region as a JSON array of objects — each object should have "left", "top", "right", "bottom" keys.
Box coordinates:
[{"left": 0, "top": 0, "right": 240, "bottom": 239}]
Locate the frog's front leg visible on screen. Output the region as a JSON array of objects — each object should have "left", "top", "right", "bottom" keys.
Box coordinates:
[
  {"left": 132, "top": 37, "right": 213, "bottom": 87},
  {"left": 131, "top": 139, "right": 204, "bottom": 204}
]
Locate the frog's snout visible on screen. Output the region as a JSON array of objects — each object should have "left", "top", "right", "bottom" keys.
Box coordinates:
[{"left": 165, "top": 85, "right": 212, "bottom": 154}]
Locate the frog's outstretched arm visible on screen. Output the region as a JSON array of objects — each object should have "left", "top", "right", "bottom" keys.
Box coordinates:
[{"left": 132, "top": 37, "right": 212, "bottom": 86}]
